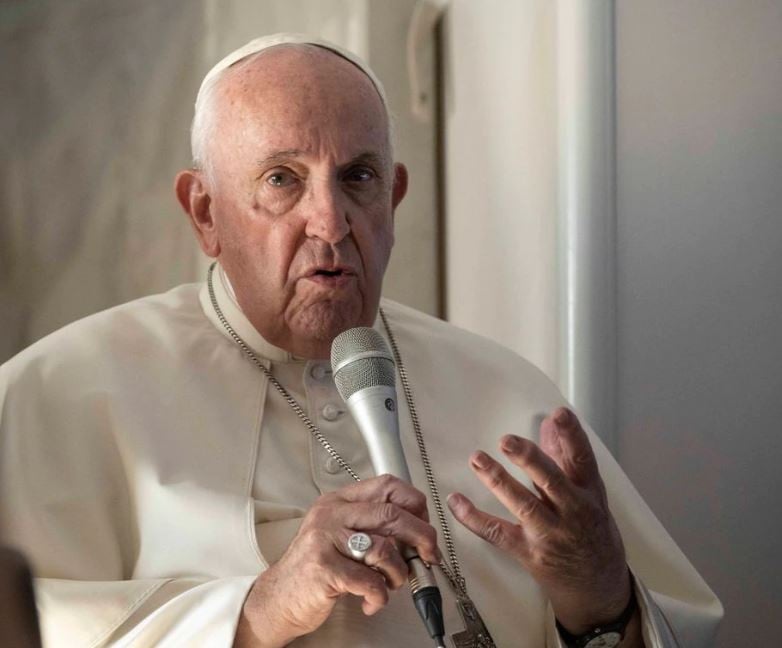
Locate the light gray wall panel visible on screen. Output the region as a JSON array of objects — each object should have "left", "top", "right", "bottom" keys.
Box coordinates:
[{"left": 615, "top": 2, "right": 782, "bottom": 645}]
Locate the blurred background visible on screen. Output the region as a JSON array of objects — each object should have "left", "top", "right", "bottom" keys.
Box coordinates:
[{"left": 1, "top": 0, "right": 780, "bottom": 645}]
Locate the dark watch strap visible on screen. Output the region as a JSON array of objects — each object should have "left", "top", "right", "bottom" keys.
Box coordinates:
[{"left": 555, "top": 587, "right": 637, "bottom": 648}]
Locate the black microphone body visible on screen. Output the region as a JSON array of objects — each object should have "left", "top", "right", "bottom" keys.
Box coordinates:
[{"left": 331, "top": 327, "right": 446, "bottom": 647}]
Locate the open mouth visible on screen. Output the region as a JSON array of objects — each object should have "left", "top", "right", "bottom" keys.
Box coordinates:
[{"left": 305, "top": 266, "right": 356, "bottom": 286}]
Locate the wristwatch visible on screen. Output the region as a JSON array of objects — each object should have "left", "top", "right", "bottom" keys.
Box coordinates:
[{"left": 555, "top": 589, "right": 637, "bottom": 648}]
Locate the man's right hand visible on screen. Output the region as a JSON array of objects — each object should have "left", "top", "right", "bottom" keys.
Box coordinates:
[{"left": 234, "top": 474, "right": 441, "bottom": 648}]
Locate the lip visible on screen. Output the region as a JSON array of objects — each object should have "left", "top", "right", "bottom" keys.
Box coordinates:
[
  {"left": 304, "top": 273, "right": 356, "bottom": 287},
  {"left": 302, "top": 263, "right": 357, "bottom": 277},
  {"left": 301, "top": 264, "right": 358, "bottom": 287}
]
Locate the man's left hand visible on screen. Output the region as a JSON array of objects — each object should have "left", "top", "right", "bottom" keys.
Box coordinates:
[{"left": 447, "top": 407, "right": 632, "bottom": 636}]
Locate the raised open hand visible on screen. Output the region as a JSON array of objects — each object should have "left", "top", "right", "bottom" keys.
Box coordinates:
[{"left": 447, "top": 407, "right": 633, "bottom": 636}]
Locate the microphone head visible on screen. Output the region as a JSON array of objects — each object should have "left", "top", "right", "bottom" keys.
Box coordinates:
[{"left": 331, "top": 327, "right": 396, "bottom": 400}]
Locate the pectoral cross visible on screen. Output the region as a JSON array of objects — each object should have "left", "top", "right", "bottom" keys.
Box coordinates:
[{"left": 451, "top": 595, "right": 496, "bottom": 648}]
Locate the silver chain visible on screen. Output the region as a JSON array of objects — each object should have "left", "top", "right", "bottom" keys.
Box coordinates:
[
  {"left": 207, "top": 262, "right": 467, "bottom": 596},
  {"left": 378, "top": 308, "right": 467, "bottom": 596}
]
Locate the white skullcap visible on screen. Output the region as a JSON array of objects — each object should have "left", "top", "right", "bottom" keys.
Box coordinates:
[{"left": 195, "top": 32, "right": 388, "bottom": 113}]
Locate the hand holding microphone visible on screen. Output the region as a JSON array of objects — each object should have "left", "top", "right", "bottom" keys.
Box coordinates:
[
  {"left": 235, "top": 474, "right": 440, "bottom": 648},
  {"left": 234, "top": 327, "right": 447, "bottom": 648}
]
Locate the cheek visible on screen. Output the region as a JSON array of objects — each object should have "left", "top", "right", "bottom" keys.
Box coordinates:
[
  {"left": 250, "top": 226, "right": 302, "bottom": 281},
  {"left": 359, "top": 219, "right": 394, "bottom": 275},
  {"left": 373, "top": 210, "right": 395, "bottom": 256},
  {"left": 218, "top": 212, "right": 300, "bottom": 287},
  {"left": 348, "top": 183, "right": 386, "bottom": 209}
]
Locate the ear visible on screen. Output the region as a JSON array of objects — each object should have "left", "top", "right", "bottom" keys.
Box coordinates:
[
  {"left": 175, "top": 169, "right": 220, "bottom": 258},
  {"left": 391, "top": 163, "right": 408, "bottom": 211}
]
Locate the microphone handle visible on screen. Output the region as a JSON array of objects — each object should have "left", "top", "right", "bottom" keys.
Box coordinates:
[
  {"left": 347, "top": 386, "right": 410, "bottom": 479},
  {"left": 346, "top": 387, "right": 446, "bottom": 643}
]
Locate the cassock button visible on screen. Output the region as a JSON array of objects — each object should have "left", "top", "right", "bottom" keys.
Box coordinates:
[
  {"left": 325, "top": 456, "right": 342, "bottom": 474},
  {"left": 321, "top": 403, "right": 342, "bottom": 421},
  {"left": 310, "top": 364, "right": 331, "bottom": 381}
]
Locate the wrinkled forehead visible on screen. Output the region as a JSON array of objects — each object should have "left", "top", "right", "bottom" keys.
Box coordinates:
[{"left": 209, "top": 46, "right": 392, "bottom": 174}]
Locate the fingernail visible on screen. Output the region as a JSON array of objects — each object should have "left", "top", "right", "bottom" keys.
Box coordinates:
[
  {"left": 447, "top": 492, "right": 463, "bottom": 510},
  {"left": 501, "top": 435, "right": 522, "bottom": 453},
  {"left": 555, "top": 408, "right": 573, "bottom": 427},
  {"left": 471, "top": 451, "right": 490, "bottom": 470}
]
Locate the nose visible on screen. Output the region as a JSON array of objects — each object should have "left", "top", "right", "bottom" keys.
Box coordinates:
[{"left": 303, "top": 177, "right": 350, "bottom": 244}]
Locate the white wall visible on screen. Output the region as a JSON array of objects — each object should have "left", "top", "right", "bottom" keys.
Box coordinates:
[
  {"left": 444, "top": 0, "right": 561, "bottom": 383},
  {"left": 615, "top": 2, "right": 782, "bottom": 646}
]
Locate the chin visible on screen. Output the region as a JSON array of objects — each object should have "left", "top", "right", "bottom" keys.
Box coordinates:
[{"left": 291, "top": 298, "right": 368, "bottom": 345}]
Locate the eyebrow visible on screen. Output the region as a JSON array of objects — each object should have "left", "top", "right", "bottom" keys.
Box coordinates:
[
  {"left": 255, "top": 149, "right": 304, "bottom": 168},
  {"left": 349, "top": 152, "right": 388, "bottom": 169},
  {"left": 255, "top": 150, "right": 388, "bottom": 170}
]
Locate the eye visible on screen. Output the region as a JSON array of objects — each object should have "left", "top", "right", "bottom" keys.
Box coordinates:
[
  {"left": 343, "top": 166, "right": 376, "bottom": 183},
  {"left": 265, "top": 170, "right": 298, "bottom": 188}
]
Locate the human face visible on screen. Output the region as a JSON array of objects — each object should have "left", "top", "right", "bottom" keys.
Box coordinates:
[{"left": 199, "top": 46, "right": 406, "bottom": 359}]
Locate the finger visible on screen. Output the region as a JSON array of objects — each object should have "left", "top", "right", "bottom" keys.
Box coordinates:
[
  {"left": 469, "top": 449, "right": 559, "bottom": 525},
  {"left": 336, "top": 501, "right": 441, "bottom": 564},
  {"left": 332, "top": 554, "right": 390, "bottom": 616},
  {"left": 496, "top": 437, "right": 579, "bottom": 512},
  {"left": 541, "top": 407, "right": 601, "bottom": 487},
  {"left": 446, "top": 492, "right": 522, "bottom": 555},
  {"left": 338, "top": 474, "right": 430, "bottom": 522},
  {"left": 340, "top": 532, "right": 408, "bottom": 590}
]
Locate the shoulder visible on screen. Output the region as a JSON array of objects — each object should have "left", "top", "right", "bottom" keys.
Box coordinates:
[
  {"left": 379, "top": 298, "right": 563, "bottom": 404},
  {"left": 380, "top": 298, "right": 546, "bottom": 375},
  {"left": 1, "top": 283, "right": 207, "bottom": 393}
]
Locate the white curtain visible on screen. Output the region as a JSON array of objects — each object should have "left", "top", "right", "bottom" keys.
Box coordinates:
[
  {"left": 1, "top": 0, "right": 206, "bottom": 363},
  {"left": 1, "top": 0, "right": 440, "bottom": 363}
]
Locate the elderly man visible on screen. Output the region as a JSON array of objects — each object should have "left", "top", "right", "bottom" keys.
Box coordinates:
[{"left": 0, "top": 34, "right": 720, "bottom": 647}]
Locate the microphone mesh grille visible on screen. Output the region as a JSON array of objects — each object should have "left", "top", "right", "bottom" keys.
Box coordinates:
[
  {"left": 334, "top": 357, "right": 396, "bottom": 400},
  {"left": 331, "top": 327, "right": 396, "bottom": 400},
  {"left": 331, "top": 326, "right": 388, "bottom": 362}
]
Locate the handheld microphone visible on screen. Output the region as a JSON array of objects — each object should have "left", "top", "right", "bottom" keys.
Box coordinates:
[{"left": 331, "top": 327, "right": 446, "bottom": 647}]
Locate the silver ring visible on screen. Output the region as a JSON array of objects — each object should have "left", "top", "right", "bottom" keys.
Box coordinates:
[{"left": 347, "top": 532, "right": 373, "bottom": 562}]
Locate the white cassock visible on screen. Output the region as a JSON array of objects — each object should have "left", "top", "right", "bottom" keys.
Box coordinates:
[{"left": 0, "top": 265, "right": 722, "bottom": 647}]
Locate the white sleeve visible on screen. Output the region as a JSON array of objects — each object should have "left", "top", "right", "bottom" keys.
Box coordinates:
[
  {"left": 545, "top": 567, "right": 720, "bottom": 648},
  {"left": 36, "top": 576, "right": 256, "bottom": 648},
  {"left": 0, "top": 361, "right": 257, "bottom": 648}
]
